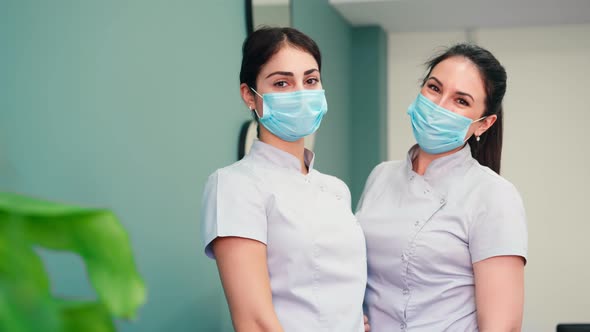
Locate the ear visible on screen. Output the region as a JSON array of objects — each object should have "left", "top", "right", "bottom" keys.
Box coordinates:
[
  {"left": 477, "top": 114, "right": 497, "bottom": 136},
  {"left": 240, "top": 83, "right": 257, "bottom": 112}
]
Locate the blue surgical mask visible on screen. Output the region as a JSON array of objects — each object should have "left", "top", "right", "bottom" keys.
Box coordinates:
[
  {"left": 250, "top": 87, "right": 328, "bottom": 142},
  {"left": 407, "top": 93, "right": 485, "bottom": 154}
]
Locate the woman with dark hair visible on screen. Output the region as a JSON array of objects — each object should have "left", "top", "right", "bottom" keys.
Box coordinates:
[
  {"left": 357, "top": 44, "right": 528, "bottom": 331},
  {"left": 201, "top": 27, "right": 368, "bottom": 332}
]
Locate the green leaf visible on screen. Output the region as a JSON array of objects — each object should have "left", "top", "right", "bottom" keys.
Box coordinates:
[
  {"left": 59, "top": 300, "right": 115, "bottom": 332},
  {"left": 0, "top": 221, "right": 62, "bottom": 332},
  {"left": 0, "top": 192, "right": 146, "bottom": 327}
]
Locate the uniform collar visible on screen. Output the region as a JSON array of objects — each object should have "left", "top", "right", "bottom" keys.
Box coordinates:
[
  {"left": 405, "top": 143, "right": 474, "bottom": 181},
  {"left": 248, "top": 140, "right": 315, "bottom": 173}
]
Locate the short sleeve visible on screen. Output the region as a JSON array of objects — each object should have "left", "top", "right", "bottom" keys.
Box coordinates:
[
  {"left": 200, "top": 168, "right": 268, "bottom": 259},
  {"left": 469, "top": 181, "right": 528, "bottom": 264}
]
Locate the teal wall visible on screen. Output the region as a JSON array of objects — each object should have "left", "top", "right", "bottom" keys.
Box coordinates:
[
  {"left": 350, "top": 27, "right": 388, "bottom": 205},
  {"left": 292, "top": 0, "right": 354, "bottom": 187},
  {"left": 0, "top": 1, "right": 246, "bottom": 331},
  {"left": 293, "top": 0, "right": 387, "bottom": 205},
  {"left": 1, "top": 0, "right": 388, "bottom": 330}
]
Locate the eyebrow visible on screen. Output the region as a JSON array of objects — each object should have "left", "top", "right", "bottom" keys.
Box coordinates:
[
  {"left": 265, "top": 68, "right": 319, "bottom": 79},
  {"left": 304, "top": 68, "right": 319, "bottom": 75},
  {"left": 427, "top": 76, "right": 475, "bottom": 102}
]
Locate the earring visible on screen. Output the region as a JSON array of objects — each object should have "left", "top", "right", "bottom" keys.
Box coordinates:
[{"left": 476, "top": 136, "right": 480, "bottom": 142}]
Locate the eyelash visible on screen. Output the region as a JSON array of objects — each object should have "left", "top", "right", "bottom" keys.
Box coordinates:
[
  {"left": 428, "top": 84, "right": 470, "bottom": 106},
  {"left": 457, "top": 98, "right": 470, "bottom": 106},
  {"left": 428, "top": 84, "right": 440, "bottom": 92},
  {"left": 306, "top": 77, "right": 319, "bottom": 85},
  {"left": 273, "top": 77, "right": 320, "bottom": 87}
]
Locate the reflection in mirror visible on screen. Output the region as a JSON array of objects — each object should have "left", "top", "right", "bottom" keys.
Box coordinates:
[{"left": 239, "top": 0, "right": 316, "bottom": 160}]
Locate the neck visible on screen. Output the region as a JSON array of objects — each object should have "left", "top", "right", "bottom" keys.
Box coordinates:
[
  {"left": 412, "top": 145, "right": 463, "bottom": 175},
  {"left": 260, "top": 130, "right": 308, "bottom": 175}
]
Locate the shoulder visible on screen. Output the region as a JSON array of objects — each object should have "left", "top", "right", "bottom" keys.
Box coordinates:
[
  {"left": 372, "top": 160, "right": 405, "bottom": 175},
  {"left": 467, "top": 163, "right": 524, "bottom": 210},
  {"left": 471, "top": 163, "right": 521, "bottom": 195},
  {"left": 204, "top": 158, "right": 266, "bottom": 194},
  {"left": 365, "top": 160, "right": 406, "bottom": 189}
]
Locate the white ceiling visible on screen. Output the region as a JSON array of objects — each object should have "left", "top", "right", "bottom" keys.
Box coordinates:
[{"left": 330, "top": 0, "right": 590, "bottom": 32}]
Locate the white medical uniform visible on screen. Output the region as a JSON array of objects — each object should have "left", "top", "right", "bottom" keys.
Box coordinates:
[
  {"left": 357, "top": 144, "right": 528, "bottom": 332},
  {"left": 201, "top": 140, "right": 367, "bottom": 332}
]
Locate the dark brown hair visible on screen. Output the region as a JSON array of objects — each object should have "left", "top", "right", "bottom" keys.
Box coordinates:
[
  {"left": 240, "top": 26, "right": 321, "bottom": 91},
  {"left": 423, "top": 43, "right": 507, "bottom": 174}
]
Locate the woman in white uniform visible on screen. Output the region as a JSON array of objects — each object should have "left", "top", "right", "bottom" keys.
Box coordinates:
[
  {"left": 358, "top": 44, "right": 528, "bottom": 331},
  {"left": 201, "top": 27, "right": 367, "bottom": 332}
]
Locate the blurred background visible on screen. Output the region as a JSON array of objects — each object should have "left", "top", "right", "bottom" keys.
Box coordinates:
[{"left": 1, "top": 0, "right": 589, "bottom": 331}]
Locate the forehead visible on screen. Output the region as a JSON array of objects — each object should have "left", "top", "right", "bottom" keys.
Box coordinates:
[
  {"left": 258, "top": 44, "right": 318, "bottom": 76},
  {"left": 430, "top": 56, "right": 486, "bottom": 98}
]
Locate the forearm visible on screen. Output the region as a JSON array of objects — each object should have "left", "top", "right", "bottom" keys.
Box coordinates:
[
  {"left": 476, "top": 281, "right": 523, "bottom": 332},
  {"left": 232, "top": 314, "right": 284, "bottom": 332},
  {"left": 214, "top": 237, "right": 284, "bottom": 332},
  {"left": 477, "top": 296, "right": 523, "bottom": 332},
  {"left": 480, "top": 326, "right": 521, "bottom": 332}
]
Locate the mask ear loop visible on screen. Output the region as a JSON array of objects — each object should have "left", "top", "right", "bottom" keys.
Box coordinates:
[
  {"left": 249, "top": 87, "right": 263, "bottom": 118},
  {"left": 463, "top": 116, "right": 488, "bottom": 144},
  {"left": 473, "top": 116, "right": 487, "bottom": 123}
]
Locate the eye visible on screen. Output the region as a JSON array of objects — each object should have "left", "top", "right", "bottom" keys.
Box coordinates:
[
  {"left": 273, "top": 80, "right": 289, "bottom": 88},
  {"left": 428, "top": 84, "right": 440, "bottom": 93},
  {"left": 305, "top": 77, "right": 320, "bottom": 86},
  {"left": 457, "top": 98, "right": 470, "bottom": 106}
]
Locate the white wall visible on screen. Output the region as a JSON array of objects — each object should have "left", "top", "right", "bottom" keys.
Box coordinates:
[{"left": 387, "top": 24, "right": 590, "bottom": 331}]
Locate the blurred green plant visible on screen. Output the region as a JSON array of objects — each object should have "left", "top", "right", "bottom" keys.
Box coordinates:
[{"left": 0, "top": 192, "right": 146, "bottom": 332}]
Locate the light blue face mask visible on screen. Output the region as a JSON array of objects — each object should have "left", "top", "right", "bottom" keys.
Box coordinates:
[
  {"left": 250, "top": 87, "right": 328, "bottom": 142},
  {"left": 407, "top": 93, "right": 485, "bottom": 154}
]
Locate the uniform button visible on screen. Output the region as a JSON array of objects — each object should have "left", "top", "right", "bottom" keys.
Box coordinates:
[
  {"left": 335, "top": 195, "right": 342, "bottom": 200},
  {"left": 414, "top": 220, "right": 420, "bottom": 226},
  {"left": 440, "top": 198, "right": 445, "bottom": 204},
  {"left": 400, "top": 322, "right": 407, "bottom": 330},
  {"left": 305, "top": 178, "right": 311, "bottom": 184},
  {"left": 401, "top": 253, "right": 408, "bottom": 261},
  {"left": 403, "top": 288, "right": 409, "bottom": 295},
  {"left": 319, "top": 185, "right": 325, "bottom": 191},
  {"left": 409, "top": 175, "right": 415, "bottom": 180}
]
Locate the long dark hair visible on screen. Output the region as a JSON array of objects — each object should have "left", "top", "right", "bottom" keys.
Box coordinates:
[{"left": 422, "top": 44, "right": 507, "bottom": 174}]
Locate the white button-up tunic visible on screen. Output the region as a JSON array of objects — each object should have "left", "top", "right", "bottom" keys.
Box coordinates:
[
  {"left": 201, "top": 140, "right": 367, "bottom": 332},
  {"left": 357, "top": 144, "right": 527, "bottom": 332}
]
